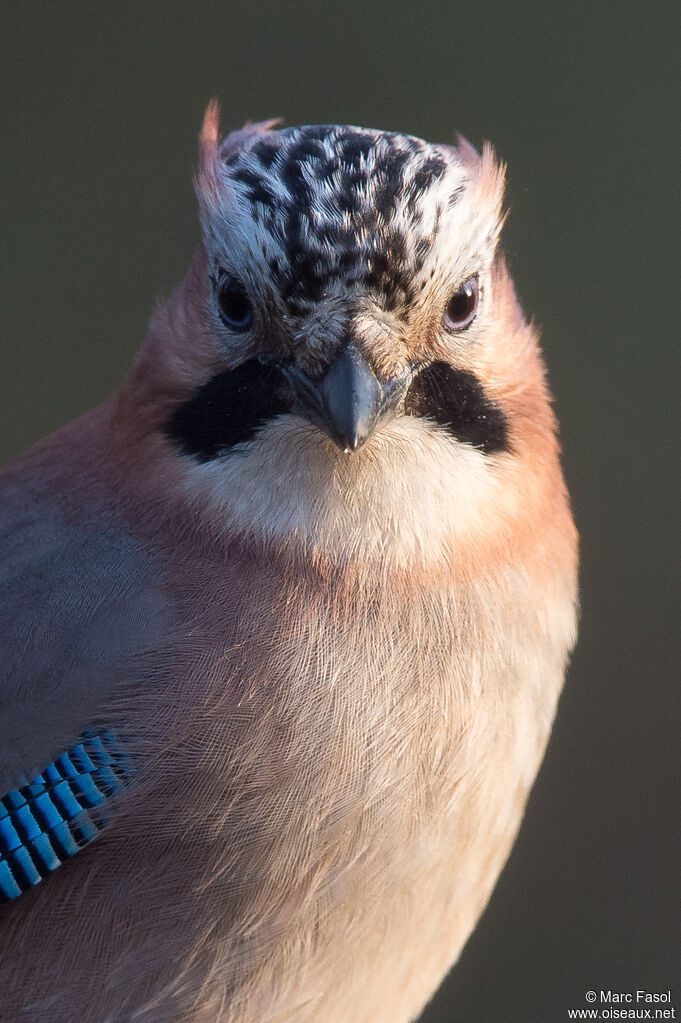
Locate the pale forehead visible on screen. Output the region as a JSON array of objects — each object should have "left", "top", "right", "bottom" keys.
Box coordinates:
[{"left": 218, "top": 125, "right": 471, "bottom": 315}]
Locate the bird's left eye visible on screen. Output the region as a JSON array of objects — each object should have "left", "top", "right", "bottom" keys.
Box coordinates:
[
  {"left": 215, "top": 273, "right": 254, "bottom": 332},
  {"left": 443, "top": 276, "right": 479, "bottom": 332}
]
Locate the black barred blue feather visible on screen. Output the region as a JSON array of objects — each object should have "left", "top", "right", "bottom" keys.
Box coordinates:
[{"left": 0, "top": 729, "right": 133, "bottom": 901}]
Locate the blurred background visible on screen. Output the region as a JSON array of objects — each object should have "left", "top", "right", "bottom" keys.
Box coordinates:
[{"left": 2, "top": 3, "right": 678, "bottom": 1020}]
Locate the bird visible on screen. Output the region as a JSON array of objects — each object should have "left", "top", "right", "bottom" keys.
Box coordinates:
[{"left": 0, "top": 100, "right": 578, "bottom": 1022}]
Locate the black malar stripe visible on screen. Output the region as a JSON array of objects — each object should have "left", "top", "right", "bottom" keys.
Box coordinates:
[
  {"left": 404, "top": 361, "right": 510, "bottom": 454},
  {"left": 165, "top": 359, "right": 293, "bottom": 462}
]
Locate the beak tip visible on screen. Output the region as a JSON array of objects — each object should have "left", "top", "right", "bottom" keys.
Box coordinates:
[
  {"left": 337, "top": 433, "right": 363, "bottom": 454},
  {"left": 334, "top": 422, "right": 373, "bottom": 453}
]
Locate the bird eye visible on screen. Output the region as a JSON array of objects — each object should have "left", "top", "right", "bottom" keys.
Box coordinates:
[
  {"left": 443, "top": 276, "right": 479, "bottom": 332},
  {"left": 215, "top": 273, "right": 253, "bottom": 332}
]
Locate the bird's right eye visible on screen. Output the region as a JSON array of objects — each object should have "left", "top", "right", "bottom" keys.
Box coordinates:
[
  {"left": 215, "top": 273, "right": 253, "bottom": 332},
  {"left": 443, "top": 275, "right": 479, "bottom": 333}
]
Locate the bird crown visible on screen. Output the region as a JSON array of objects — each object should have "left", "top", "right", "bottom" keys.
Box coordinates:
[{"left": 196, "top": 101, "right": 506, "bottom": 327}]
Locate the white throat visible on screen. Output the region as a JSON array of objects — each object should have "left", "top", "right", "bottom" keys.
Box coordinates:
[{"left": 180, "top": 415, "right": 509, "bottom": 569}]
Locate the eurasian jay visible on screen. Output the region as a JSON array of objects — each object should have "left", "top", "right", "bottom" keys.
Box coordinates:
[{"left": 0, "top": 101, "right": 578, "bottom": 1022}]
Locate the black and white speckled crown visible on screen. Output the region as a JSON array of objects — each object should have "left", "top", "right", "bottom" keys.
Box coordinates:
[{"left": 212, "top": 125, "right": 470, "bottom": 316}]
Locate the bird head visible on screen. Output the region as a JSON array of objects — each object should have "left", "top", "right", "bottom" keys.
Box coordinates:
[{"left": 118, "top": 102, "right": 566, "bottom": 579}]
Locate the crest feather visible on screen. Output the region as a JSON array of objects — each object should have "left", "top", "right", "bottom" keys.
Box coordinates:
[
  {"left": 478, "top": 141, "right": 506, "bottom": 221},
  {"left": 197, "top": 99, "right": 221, "bottom": 208},
  {"left": 196, "top": 101, "right": 282, "bottom": 217},
  {"left": 219, "top": 117, "right": 283, "bottom": 162}
]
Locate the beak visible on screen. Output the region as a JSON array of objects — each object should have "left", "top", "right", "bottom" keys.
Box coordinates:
[{"left": 283, "top": 343, "right": 411, "bottom": 452}]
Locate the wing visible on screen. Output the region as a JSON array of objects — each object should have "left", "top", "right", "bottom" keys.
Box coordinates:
[
  {"left": 0, "top": 426, "right": 168, "bottom": 899},
  {"left": 0, "top": 728, "right": 133, "bottom": 901}
]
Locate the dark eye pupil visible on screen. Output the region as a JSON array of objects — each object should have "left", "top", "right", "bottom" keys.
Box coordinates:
[
  {"left": 449, "top": 287, "right": 474, "bottom": 320},
  {"left": 444, "top": 276, "right": 479, "bottom": 331},
  {"left": 216, "top": 274, "right": 253, "bottom": 331}
]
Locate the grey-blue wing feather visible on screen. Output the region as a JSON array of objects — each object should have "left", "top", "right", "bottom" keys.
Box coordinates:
[{"left": 0, "top": 459, "right": 168, "bottom": 794}]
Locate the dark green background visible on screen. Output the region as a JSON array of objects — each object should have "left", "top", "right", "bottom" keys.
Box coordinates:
[{"left": 2, "top": 4, "right": 679, "bottom": 1020}]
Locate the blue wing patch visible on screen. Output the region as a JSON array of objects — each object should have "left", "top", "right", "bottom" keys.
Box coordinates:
[{"left": 0, "top": 729, "right": 133, "bottom": 902}]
